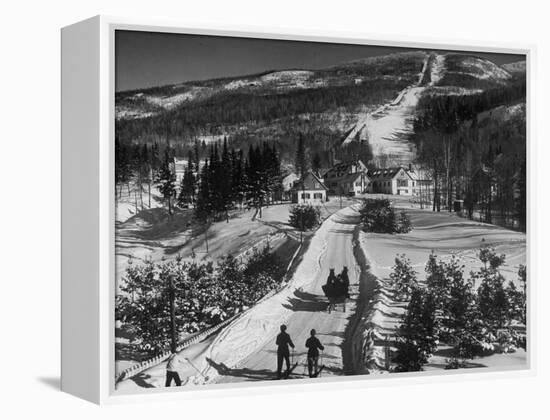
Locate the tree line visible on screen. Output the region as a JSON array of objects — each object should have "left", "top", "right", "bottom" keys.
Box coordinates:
[
  {"left": 412, "top": 79, "right": 527, "bottom": 230},
  {"left": 193, "top": 139, "right": 283, "bottom": 221},
  {"left": 116, "top": 137, "right": 284, "bottom": 221}
]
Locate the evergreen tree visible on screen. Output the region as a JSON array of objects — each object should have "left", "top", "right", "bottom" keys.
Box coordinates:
[
  {"left": 390, "top": 254, "right": 418, "bottom": 301},
  {"left": 473, "top": 246, "right": 510, "bottom": 330},
  {"left": 115, "top": 138, "right": 132, "bottom": 198},
  {"left": 264, "top": 142, "right": 282, "bottom": 203},
  {"left": 295, "top": 133, "right": 308, "bottom": 178},
  {"left": 140, "top": 144, "right": 151, "bottom": 209},
  {"left": 426, "top": 253, "right": 486, "bottom": 359},
  {"left": 393, "top": 288, "right": 439, "bottom": 372},
  {"left": 156, "top": 149, "right": 177, "bottom": 215},
  {"left": 288, "top": 204, "right": 320, "bottom": 231},
  {"left": 177, "top": 159, "right": 196, "bottom": 208},
  {"left": 312, "top": 152, "right": 322, "bottom": 175},
  {"left": 231, "top": 149, "right": 245, "bottom": 206},
  {"left": 193, "top": 140, "right": 201, "bottom": 172},
  {"left": 195, "top": 159, "right": 211, "bottom": 222},
  {"left": 220, "top": 137, "right": 234, "bottom": 220},
  {"left": 246, "top": 144, "right": 268, "bottom": 218}
]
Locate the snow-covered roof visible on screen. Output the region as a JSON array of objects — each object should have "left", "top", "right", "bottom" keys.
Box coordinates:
[
  {"left": 323, "top": 160, "right": 367, "bottom": 179},
  {"left": 368, "top": 167, "right": 414, "bottom": 181},
  {"left": 292, "top": 171, "right": 328, "bottom": 191}
]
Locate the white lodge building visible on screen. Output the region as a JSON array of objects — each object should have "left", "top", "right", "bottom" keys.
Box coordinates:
[
  {"left": 367, "top": 166, "right": 418, "bottom": 196},
  {"left": 323, "top": 160, "right": 369, "bottom": 196},
  {"left": 291, "top": 171, "right": 328, "bottom": 204}
]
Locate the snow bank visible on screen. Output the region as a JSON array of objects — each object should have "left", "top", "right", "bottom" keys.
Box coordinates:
[
  {"left": 199, "top": 208, "right": 344, "bottom": 382},
  {"left": 351, "top": 204, "right": 526, "bottom": 373},
  {"left": 349, "top": 230, "right": 395, "bottom": 374}
]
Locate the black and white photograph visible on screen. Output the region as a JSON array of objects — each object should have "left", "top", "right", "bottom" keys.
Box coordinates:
[{"left": 113, "top": 30, "right": 527, "bottom": 392}]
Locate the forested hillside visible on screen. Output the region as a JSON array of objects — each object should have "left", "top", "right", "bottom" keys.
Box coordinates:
[
  {"left": 412, "top": 75, "right": 526, "bottom": 229},
  {"left": 115, "top": 52, "right": 428, "bottom": 168}
]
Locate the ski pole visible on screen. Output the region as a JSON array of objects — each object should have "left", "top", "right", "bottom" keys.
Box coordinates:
[
  {"left": 186, "top": 358, "right": 210, "bottom": 381},
  {"left": 320, "top": 350, "right": 324, "bottom": 377}
]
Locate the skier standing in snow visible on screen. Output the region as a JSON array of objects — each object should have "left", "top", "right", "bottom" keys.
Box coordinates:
[
  {"left": 165, "top": 351, "right": 189, "bottom": 387},
  {"left": 305, "top": 329, "right": 325, "bottom": 378},
  {"left": 276, "top": 324, "right": 295, "bottom": 379}
]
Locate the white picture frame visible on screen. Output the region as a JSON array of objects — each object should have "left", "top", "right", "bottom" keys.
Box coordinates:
[{"left": 61, "top": 15, "right": 534, "bottom": 404}]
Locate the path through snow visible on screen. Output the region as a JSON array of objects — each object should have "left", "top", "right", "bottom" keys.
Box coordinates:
[{"left": 200, "top": 205, "right": 364, "bottom": 382}]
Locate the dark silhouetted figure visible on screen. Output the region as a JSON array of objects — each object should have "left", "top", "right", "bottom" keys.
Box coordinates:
[
  {"left": 341, "top": 266, "right": 350, "bottom": 298},
  {"left": 305, "top": 329, "right": 325, "bottom": 378},
  {"left": 322, "top": 268, "right": 337, "bottom": 297},
  {"left": 334, "top": 274, "right": 344, "bottom": 297},
  {"left": 276, "top": 324, "right": 295, "bottom": 379},
  {"left": 327, "top": 268, "right": 337, "bottom": 286}
]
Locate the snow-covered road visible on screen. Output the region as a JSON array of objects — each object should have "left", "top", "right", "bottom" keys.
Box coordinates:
[{"left": 201, "top": 205, "right": 365, "bottom": 382}]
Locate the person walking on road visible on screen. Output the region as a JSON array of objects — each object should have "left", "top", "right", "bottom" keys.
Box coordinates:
[
  {"left": 305, "top": 329, "right": 325, "bottom": 378},
  {"left": 276, "top": 324, "right": 295, "bottom": 379},
  {"left": 165, "top": 351, "right": 188, "bottom": 387}
]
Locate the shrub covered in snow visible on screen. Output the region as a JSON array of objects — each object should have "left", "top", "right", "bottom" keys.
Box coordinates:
[
  {"left": 390, "top": 254, "right": 418, "bottom": 301},
  {"left": 396, "top": 210, "right": 412, "bottom": 233},
  {"left": 392, "top": 247, "right": 527, "bottom": 370},
  {"left": 393, "top": 288, "right": 439, "bottom": 372},
  {"left": 359, "top": 198, "right": 412, "bottom": 234},
  {"left": 288, "top": 204, "right": 321, "bottom": 231}
]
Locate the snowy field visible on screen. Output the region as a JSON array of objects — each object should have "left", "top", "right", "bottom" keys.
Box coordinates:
[{"left": 357, "top": 199, "right": 527, "bottom": 372}]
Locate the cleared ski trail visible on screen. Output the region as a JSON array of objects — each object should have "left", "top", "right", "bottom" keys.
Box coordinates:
[
  {"left": 201, "top": 205, "right": 364, "bottom": 382},
  {"left": 342, "top": 54, "right": 444, "bottom": 167}
]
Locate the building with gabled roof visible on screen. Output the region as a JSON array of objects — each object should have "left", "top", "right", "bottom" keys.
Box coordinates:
[
  {"left": 291, "top": 171, "right": 328, "bottom": 204},
  {"left": 367, "top": 166, "right": 418, "bottom": 196},
  {"left": 323, "top": 159, "right": 369, "bottom": 196}
]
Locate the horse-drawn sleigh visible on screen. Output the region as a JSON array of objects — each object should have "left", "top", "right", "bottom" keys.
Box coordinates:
[{"left": 321, "top": 267, "right": 350, "bottom": 313}]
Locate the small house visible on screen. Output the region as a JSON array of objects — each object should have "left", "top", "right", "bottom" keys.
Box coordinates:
[{"left": 291, "top": 171, "right": 328, "bottom": 204}]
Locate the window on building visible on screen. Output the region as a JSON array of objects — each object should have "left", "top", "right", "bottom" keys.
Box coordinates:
[
  {"left": 301, "top": 193, "right": 311, "bottom": 199},
  {"left": 398, "top": 179, "right": 408, "bottom": 187},
  {"left": 313, "top": 193, "right": 323, "bottom": 199}
]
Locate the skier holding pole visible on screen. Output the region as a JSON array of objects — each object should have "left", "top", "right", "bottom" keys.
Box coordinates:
[
  {"left": 305, "top": 329, "right": 325, "bottom": 378},
  {"left": 165, "top": 351, "right": 189, "bottom": 387},
  {"left": 276, "top": 324, "right": 295, "bottom": 379}
]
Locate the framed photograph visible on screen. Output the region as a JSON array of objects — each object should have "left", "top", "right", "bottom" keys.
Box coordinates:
[{"left": 61, "top": 16, "right": 532, "bottom": 404}]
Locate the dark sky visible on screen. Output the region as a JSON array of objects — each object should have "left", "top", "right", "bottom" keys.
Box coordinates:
[{"left": 115, "top": 30, "right": 525, "bottom": 92}]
